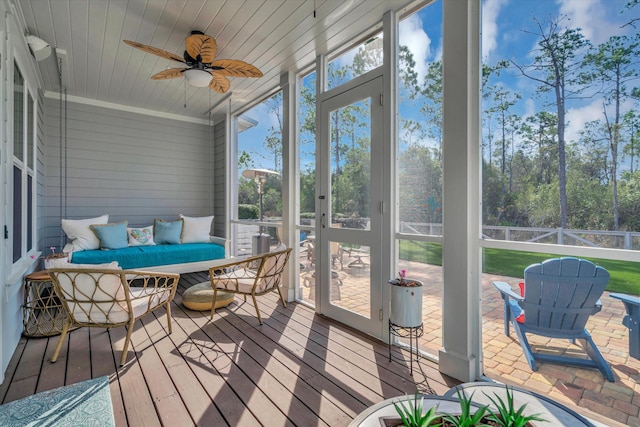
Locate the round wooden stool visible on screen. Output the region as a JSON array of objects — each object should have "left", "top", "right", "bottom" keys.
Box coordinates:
[
  {"left": 182, "top": 282, "right": 234, "bottom": 311},
  {"left": 23, "top": 270, "right": 69, "bottom": 337}
]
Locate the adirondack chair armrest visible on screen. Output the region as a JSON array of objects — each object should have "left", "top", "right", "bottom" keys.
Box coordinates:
[
  {"left": 610, "top": 292, "right": 640, "bottom": 306},
  {"left": 610, "top": 293, "right": 640, "bottom": 360},
  {"left": 492, "top": 281, "right": 523, "bottom": 302},
  {"left": 610, "top": 293, "right": 640, "bottom": 329}
]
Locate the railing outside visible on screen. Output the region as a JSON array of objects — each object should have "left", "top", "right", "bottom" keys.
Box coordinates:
[{"left": 401, "top": 223, "right": 640, "bottom": 251}]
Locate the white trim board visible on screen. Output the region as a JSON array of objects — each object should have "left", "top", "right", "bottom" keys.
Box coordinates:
[{"left": 43, "top": 91, "right": 211, "bottom": 125}]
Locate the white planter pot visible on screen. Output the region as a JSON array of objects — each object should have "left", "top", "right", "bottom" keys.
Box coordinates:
[
  {"left": 44, "top": 254, "right": 69, "bottom": 269},
  {"left": 389, "top": 279, "right": 423, "bottom": 327}
]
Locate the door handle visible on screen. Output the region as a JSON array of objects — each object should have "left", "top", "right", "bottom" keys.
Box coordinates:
[{"left": 321, "top": 213, "right": 326, "bottom": 228}]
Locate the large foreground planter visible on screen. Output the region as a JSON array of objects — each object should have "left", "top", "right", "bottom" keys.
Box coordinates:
[{"left": 388, "top": 278, "right": 423, "bottom": 327}]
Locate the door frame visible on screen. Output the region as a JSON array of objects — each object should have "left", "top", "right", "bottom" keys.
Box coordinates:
[{"left": 315, "top": 71, "right": 385, "bottom": 338}]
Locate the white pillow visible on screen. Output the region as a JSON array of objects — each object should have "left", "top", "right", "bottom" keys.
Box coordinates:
[
  {"left": 180, "top": 215, "right": 214, "bottom": 243},
  {"left": 127, "top": 225, "right": 155, "bottom": 246},
  {"left": 61, "top": 215, "right": 109, "bottom": 251}
]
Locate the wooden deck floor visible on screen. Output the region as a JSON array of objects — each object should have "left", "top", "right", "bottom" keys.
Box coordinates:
[{"left": 0, "top": 272, "right": 460, "bottom": 426}]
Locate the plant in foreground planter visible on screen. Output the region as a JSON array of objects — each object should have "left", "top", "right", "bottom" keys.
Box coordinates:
[
  {"left": 483, "top": 386, "right": 546, "bottom": 427},
  {"left": 440, "top": 389, "right": 489, "bottom": 427},
  {"left": 393, "top": 393, "right": 441, "bottom": 427},
  {"left": 392, "top": 386, "right": 546, "bottom": 427}
]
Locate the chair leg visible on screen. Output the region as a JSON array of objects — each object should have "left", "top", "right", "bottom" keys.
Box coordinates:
[
  {"left": 252, "top": 294, "right": 263, "bottom": 325},
  {"left": 165, "top": 302, "right": 172, "bottom": 334},
  {"left": 582, "top": 334, "right": 615, "bottom": 382},
  {"left": 513, "top": 324, "right": 538, "bottom": 371},
  {"left": 120, "top": 322, "right": 134, "bottom": 366},
  {"left": 51, "top": 320, "right": 72, "bottom": 363},
  {"left": 277, "top": 286, "right": 287, "bottom": 307}
]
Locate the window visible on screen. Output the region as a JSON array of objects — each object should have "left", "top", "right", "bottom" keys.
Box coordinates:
[
  {"left": 481, "top": 0, "right": 640, "bottom": 251},
  {"left": 395, "top": 0, "right": 444, "bottom": 356},
  {"left": 12, "top": 61, "right": 36, "bottom": 264},
  {"left": 234, "top": 91, "right": 284, "bottom": 256},
  {"left": 298, "top": 70, "right": 317, "bottom": 304},
  {"left": 326, "top": 33, "right": 383, "bottom": 91}
]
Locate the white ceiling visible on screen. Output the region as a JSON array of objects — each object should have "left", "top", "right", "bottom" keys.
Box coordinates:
[{"left": 17, "top": 0, "right": 419, "bottom": 123}]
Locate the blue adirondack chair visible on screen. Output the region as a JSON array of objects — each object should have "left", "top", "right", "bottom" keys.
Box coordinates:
[
  {"left": 493, "top": 257, "right": 614, "bottom": 382},
  {"left": 610, "top": 293, "right": 640, "bottom": 360}
]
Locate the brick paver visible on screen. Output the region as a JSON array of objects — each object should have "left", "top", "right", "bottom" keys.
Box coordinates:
[{"left": 298, "top": 259, "right": 639, "bottom": 426}]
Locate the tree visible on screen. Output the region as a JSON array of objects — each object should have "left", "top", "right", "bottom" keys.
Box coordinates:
[
  {"left": 623, "top": 110, "right": 640, "bottom": 174},
  {"left": 420, "top": 60, "right": 444, "bottom": 159},
  {"left": 583, "top": 34, "right": 640, "bottom": 232},
  {"left": 262, "top": 92, "right": 284, "bottom": 173},
  {"left": 510, "top": 16, "right": 591, "bottom": 228}
]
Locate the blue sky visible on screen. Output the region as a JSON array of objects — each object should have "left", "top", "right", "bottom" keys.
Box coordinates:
[{"left": 240, "top": 0, "right": 639, "bottom": 171}]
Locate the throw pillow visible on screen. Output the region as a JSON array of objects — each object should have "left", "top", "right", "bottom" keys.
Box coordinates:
[
  {"left": 180, "top": 215, "right": 214, "bottom": 243},
  {"left": 61, "top": 214, "right": 109, "bottom": 251},
  {"left": 154, "top": 218, "right": 183, "bottom": 245},
  {"left": 127, "top": 225, "right": 155, "bottom": 246},
  {"left": 90, "top": 221, "right": 129, "bottom": 250}
]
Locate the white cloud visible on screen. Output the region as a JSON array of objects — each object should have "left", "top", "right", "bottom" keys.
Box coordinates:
[
  {"left": 557, "top": 0, "right": 625, "bottom": 44},
  {"left": 482, "top": 0, "right": 508, "bottom": 61},
  {"left": 399, "top": 14, "right": 431, "bottom": 81},
  {"left": 566, "top": 99, "right": 603, "bottom": 143}
]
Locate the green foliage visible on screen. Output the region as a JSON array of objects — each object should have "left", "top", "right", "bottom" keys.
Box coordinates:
[
  {"left": 440, "top": 389, "right": 489, "bottom": 427},
  {"left": 393, "top": 394, "right": 442, "bottom": 427},
  {"left": 484, "top": 386, "right": 546, "bottom": 427},
  {"left": 238, "top": 204, "right": 259, "bottom": 220}
]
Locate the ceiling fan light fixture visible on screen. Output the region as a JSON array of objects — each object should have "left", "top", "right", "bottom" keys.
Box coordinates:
[{"left": 183, "top": 69, "right": 212, "bottom": 87}]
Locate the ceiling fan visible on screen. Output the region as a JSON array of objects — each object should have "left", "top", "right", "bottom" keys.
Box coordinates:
[{"left": 123, "top": 30, "right": 263, "bottom": 93}]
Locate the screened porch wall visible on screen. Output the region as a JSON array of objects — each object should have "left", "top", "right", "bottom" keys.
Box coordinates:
[{"left": 42, "top": 97, "right": 218, "bottom": 250}]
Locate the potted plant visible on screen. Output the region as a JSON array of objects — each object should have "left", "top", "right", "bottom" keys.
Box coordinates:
[
  {"left": 389, "top": 269, "right": 423, "bottom": 327},
  {"left": 44, "top": 246, "right": 69, "bottom": 269},
  {"left": 387, "top": 386, "right": 546, "bottom": 427}
]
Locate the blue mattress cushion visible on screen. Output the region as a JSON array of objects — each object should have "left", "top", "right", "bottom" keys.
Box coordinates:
[{"left": 70, "top": 243, "right": 225, "bottom": 270}]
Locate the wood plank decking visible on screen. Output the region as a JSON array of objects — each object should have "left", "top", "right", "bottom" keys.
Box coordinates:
[{"left": 0, "top": 272, "right": 459, "bottom": 426}]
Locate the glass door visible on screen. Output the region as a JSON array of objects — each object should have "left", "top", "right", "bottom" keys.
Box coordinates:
[{"left": 316, "top": 76, "right": 383, "bottom": 338}]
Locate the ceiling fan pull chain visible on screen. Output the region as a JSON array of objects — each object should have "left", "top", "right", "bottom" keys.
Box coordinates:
[{"left": 184, "top": 78, "right": 187, "bottom": 108}]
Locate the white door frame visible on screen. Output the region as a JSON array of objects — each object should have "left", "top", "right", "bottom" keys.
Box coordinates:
[{"left": 316, "top": 73, "right": 385, "bottom": 338}]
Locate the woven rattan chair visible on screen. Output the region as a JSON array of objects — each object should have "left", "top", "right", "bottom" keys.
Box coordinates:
[
  {"left": 49, "top": 268, "right": 180, "bottom": 366},
  {"left": 208, "top": 248, "right": 292, "bottom": 324}
]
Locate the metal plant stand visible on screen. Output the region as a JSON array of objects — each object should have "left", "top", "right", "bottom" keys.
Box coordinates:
[{"left": 388, "top": 320, "right": 424, "bottom": 374}]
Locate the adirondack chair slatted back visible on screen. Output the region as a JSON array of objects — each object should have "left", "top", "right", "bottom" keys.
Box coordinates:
[{"left": 523, "top": 258, "right": 609, "bottom": 333}]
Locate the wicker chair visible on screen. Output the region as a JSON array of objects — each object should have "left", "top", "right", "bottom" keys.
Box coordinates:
[
  {"left": 49, "top": 268, "right": 180, "bottom": 366},
  {"left": 208, "top": 248, "right": 292, "bottom": 324}
]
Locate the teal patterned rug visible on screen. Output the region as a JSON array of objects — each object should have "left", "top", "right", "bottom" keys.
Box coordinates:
[{"left": 0, "top": 376, "right": 114, "bottom": 426}]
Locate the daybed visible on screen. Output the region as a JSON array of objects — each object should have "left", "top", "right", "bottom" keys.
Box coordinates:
[{"left": 60, "top": 214, "right": 231, "bottom": 274}]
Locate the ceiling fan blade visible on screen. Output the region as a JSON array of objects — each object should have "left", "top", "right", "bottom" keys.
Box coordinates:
[
  {"left": 124, "top": 40, "right": 186, "bottom": 63},
  {"left": 151, "top": 68, "right": 186, "bottom": 80},
  {"left": 210, "top": 59, "right": 263, "bottom": 77},
  {"left": 186, "top": 33, "right": 217, "bottom": 63},
  {"left": 209, "top": 73, "right": 231, "bottom": 93}
]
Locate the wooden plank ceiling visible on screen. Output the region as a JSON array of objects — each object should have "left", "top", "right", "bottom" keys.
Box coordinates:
[{"left": 17, "top": 0, "right": 418, "bottom": 123}]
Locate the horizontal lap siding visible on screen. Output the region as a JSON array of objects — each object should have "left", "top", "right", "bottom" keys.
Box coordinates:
[
  {"left": 44, "top": 98, "right": 216, "bottom": 249},
  {"left": 213, "top": 120, "right": 226, "bottom": 238}
]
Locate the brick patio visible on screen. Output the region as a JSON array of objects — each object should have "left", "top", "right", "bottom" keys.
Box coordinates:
[{"left": 299, "top": 259, "right": 640, "bottom": 427}]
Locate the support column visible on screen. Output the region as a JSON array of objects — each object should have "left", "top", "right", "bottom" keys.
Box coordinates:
[
  {"left": 438, "top": 0, "right": 482, "bottom": 382},
  {"left": 281, "top": 71, "right": 296, "bottom": 301}
]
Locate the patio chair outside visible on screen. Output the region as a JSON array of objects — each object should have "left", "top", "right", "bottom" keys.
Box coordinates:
[
  {"left": 208, "top": 248, "right": 292, "bottom": 324},
  {"left": 610, "top": 293, "right": 640, "bottom": 360},
  {"left": 49, "top": 268, "right": 180, "bottom": 366},
  {"left": 492, "top": 257, "right": 614, "bottom": 382}
]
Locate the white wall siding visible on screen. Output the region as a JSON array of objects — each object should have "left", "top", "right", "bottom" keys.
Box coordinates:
[{"left": 44, "top": 97, "right": 215, "bottom": 249}]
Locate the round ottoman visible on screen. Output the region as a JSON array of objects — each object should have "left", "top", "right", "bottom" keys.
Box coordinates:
[{"left": 182, "top": 282, "right": 235, "bottom": 311}]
